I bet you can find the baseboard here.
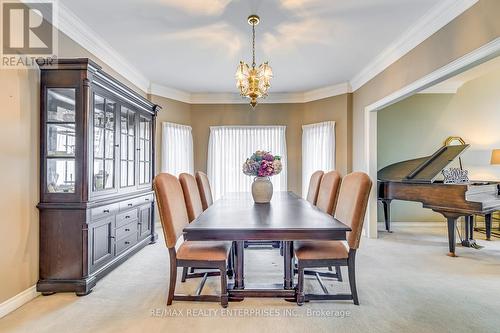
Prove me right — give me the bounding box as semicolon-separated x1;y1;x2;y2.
0;285;39;319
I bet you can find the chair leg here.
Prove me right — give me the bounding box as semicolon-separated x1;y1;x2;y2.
297;266;305;306
336;265;343;281
181;267;188;282
348;252;359;305
190;267;195;273
220;263;228;308
167;262;177;306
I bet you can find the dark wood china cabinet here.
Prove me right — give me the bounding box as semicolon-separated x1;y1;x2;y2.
37;59;161;295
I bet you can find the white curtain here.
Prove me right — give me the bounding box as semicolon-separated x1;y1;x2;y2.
208;126;287;200
302;121;336;198
161;122;194;176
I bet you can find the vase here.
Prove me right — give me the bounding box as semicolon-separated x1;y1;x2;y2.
252;177;273;203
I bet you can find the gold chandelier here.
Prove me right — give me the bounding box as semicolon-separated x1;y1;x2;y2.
235;15;273;108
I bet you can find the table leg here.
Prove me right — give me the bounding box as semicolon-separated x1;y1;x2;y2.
283;241;294;289
234;241;245;289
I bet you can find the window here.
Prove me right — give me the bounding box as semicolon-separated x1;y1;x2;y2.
302;121;335;198
161;122;194;176
208;126;287;200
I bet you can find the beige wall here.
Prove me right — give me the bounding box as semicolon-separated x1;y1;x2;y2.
378;66;500;222
352;0;500;174
189;94;351;196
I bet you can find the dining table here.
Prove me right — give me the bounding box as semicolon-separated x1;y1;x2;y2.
183;191;351;300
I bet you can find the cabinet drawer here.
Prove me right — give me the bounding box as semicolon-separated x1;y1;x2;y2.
116;221;138;240
116;209;138;228
119;194;153;212
91;203;119;221
115;234;137;255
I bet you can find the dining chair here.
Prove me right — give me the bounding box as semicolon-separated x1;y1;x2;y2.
179;173;204;222
316;171;342;215
295;172;372;305
179;172;234;281
314;170;342;278
306;170;324;205
154;173;230;308
195;171;213;211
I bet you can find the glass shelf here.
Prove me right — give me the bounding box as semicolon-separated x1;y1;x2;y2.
46;88;76;193
47;88;76;122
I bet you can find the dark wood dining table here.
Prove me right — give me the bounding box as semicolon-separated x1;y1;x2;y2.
183;191;351;300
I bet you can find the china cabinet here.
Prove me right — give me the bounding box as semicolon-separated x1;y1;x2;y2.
37;59;161;295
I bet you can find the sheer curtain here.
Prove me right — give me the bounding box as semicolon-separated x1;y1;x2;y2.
302;121;336;198
161;122;194;176
208;126;287;200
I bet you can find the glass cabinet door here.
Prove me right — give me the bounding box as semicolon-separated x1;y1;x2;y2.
120;107;136;188
138;116;152;185
46;88;76;193
93;94;116;192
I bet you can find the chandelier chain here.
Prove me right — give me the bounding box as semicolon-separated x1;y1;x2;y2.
252;22;256;68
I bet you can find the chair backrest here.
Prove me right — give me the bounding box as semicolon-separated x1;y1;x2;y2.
334;172;372;250
316;171;342;215
306;170;324;205
179;173;204;222
153;173;190;249
195;171;213;210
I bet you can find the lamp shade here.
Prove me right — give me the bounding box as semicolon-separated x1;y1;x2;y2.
491;149;500;165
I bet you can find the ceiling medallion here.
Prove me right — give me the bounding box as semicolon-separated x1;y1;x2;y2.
235;15;273;109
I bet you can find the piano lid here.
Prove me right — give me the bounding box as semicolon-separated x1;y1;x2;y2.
378;144;470;183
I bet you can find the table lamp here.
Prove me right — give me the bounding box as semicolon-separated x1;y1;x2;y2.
491;149;500;165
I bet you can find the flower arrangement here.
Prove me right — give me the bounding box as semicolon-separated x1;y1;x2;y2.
242;150;283;178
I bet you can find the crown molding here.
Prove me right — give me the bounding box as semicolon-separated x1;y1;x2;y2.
419;81;463;94
55;3;150;93
350;0;478;91
149;82;352;104
365;37;500;113
303;82;352;102
148;83;192;104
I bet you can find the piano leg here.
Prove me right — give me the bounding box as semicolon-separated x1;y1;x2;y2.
446;217;458;257
381;199;392;233
462;215;479;249
485;214;492;241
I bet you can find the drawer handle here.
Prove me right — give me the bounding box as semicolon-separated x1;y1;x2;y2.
125;228;130;231
125;215;130;219
103;209;110;213
145;198;150;201
109;236;115;239
127;203;133;207
125;241;130;245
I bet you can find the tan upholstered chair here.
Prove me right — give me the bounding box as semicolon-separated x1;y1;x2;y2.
179;173;204;222
179;173;233;282
154;173;230;307
295;172;372;305
195;171;213;211
306;170;324;205
316;171;342;215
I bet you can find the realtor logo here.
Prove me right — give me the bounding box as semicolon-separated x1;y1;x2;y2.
1;1;57;68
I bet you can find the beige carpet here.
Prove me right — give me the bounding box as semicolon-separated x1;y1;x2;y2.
1;225;500;333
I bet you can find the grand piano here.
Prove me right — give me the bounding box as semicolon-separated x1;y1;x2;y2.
378;141;500;256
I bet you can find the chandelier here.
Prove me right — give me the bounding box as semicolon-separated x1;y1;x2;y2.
235;15;273;108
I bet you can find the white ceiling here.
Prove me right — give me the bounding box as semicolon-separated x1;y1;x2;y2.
58;0;473;97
